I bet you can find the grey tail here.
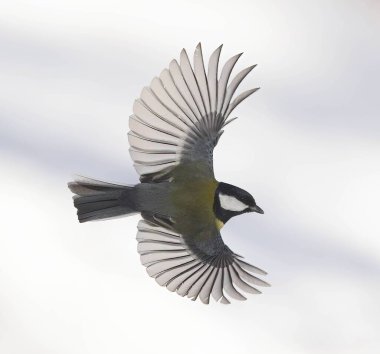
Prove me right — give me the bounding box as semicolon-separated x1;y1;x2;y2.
68;176;137;223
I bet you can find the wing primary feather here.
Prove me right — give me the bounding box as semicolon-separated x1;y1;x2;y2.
128;130;179;148
138;239;185;247
165;261;204;292
207;44;223;117
193;43;213;134
230;264;261;294
129;115;181;144
186;255;220;301
186;262;214;301
198;266;218;304
139;89;188;133
235;258;268;275
145;254;192;267
138;248;186;255
176;255;213;297
159;69;201;128
225;87;260;118
149;79;204;139
176;264;208;297
152;257;198;277
169;60;203;123
194;43;211;117
137;241;184;254
158;261;206;287
140;252;189;265
150;77;192;122
132;106;183;139
224;265;246;301
211;255;224;302
180;48;207;119
222;116;238;128
234;261;270;287
137;228;181;241
147;257;196;278
221;64;257;118
219;256;231;304
134;162;176;177
216;52;242;125
129;149;177;166
197;255;224;304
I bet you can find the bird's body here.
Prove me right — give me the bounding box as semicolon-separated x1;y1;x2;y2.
168;163;219;239
69;44;269;304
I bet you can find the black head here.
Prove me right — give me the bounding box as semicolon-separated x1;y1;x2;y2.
213;182;264;225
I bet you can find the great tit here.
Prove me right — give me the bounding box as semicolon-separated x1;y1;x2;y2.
69;44;269;304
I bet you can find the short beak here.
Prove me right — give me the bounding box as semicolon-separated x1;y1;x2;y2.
250;205;264;214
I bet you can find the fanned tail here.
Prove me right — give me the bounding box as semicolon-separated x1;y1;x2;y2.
68;177;137;223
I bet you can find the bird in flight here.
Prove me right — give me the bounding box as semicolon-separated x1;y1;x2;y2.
68;43;269;304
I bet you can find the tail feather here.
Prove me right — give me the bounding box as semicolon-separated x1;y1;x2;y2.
68;176;137;223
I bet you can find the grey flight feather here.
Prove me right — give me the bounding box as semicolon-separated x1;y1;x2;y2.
136;220;269;304
128;43;259;182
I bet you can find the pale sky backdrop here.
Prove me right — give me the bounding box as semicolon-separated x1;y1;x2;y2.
1;1;380;353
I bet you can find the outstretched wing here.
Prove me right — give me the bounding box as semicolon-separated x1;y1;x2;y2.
136;219;269;304
128;43;259;182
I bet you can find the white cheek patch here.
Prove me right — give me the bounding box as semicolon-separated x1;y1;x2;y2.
219;193;248;212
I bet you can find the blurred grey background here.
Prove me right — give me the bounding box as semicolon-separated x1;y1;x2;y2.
1;1;379;353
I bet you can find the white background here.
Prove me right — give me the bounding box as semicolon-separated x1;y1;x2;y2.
1;1;379;353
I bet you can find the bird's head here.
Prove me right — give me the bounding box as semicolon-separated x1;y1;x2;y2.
213;182;263;228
